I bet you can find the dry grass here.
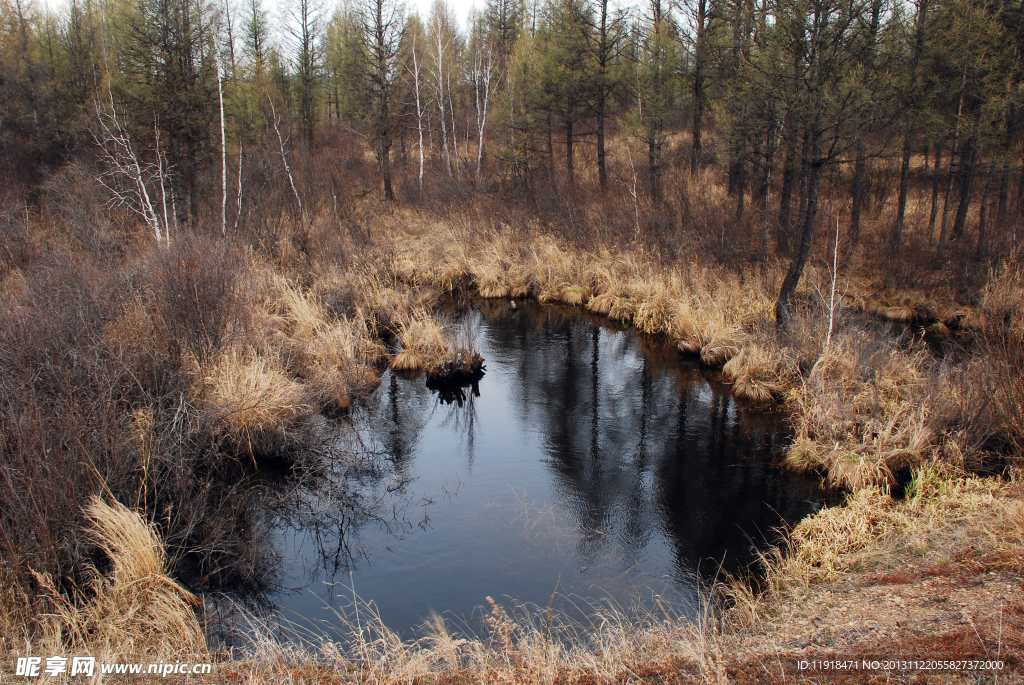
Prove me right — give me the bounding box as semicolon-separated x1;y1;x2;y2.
217;591;733;685
198;347;307;432
722;343;790;403
384;218;780;383
782;329;940;489
741;464;1024;627
392;310;451;372
29;497;206;661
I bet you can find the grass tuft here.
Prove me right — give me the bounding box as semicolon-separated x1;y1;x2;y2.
35;497;205;660
199;348;306;432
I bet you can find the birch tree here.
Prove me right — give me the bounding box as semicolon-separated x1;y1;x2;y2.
409;30;426;188
470;26;498;179
428;0;458;178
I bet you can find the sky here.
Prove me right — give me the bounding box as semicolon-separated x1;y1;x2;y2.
35;0;481;30
409;0;480;26
39;0;640;41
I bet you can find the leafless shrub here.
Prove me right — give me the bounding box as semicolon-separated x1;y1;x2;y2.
151;233;244;365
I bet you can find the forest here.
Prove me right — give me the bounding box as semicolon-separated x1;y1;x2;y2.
2;0;1024;679
2;0;1022;276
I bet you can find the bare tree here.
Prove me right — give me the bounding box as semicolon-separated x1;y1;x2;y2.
471;38;498;179
218;59;227;234
428;0;457;178
410;33;426;189
283;0;326;148
360;0;406;200
268;96;304;221
93;93;172;248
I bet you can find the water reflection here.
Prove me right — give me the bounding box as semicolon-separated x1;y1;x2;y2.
263;299;826;634
477;301;813;576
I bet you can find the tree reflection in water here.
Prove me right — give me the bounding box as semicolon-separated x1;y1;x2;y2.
249;299;827;637
476;299;815;578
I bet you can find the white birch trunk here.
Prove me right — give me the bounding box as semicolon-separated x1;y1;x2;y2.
432;30;452;177
154;120;170;247
234;141;243;231
269;97;303;222
412;37;425;190
218;62;227;235
448;71;460;179
474;44;495;180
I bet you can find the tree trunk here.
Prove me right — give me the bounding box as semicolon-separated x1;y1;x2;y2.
978;163;992;256
565;107;575;188
782;138;798;250
596;105;607;189
378;137;394;201
892;129;912;249
777;144;824;326
849;138;867;246
952;140;978;241
998;157;1010;225
547;112;554;178
778;137;796;252
929;141;942;238
735;169;745;221
797;142;810;246
649;137;661;203
939;144;960;248
690;0;707;175
850;0;881;248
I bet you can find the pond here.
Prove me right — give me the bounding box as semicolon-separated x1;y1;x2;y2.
265;299;827;637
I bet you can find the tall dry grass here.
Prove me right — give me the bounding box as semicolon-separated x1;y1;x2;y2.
220;591;733;684
783;330;938;489
198;347;306;432
746;462;1024;603
28;497;206;661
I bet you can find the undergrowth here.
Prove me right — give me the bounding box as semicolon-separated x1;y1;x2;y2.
1;161;1022;679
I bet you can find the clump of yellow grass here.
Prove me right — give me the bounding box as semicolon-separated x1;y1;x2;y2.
722;344;789;403
199;348;305;432
758;463;1021;595
469;234;532;299
35;497;205;660
304;315;386;410
587;291;622;317
784;331;936;489
556;285;592;306
391;311;451;372
248;275;391;411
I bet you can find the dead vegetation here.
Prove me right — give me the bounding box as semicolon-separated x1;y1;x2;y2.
28;497;206;661
1;151;1023;679
720;464;1024;682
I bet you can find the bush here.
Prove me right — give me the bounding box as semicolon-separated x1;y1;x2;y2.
152;234;243;365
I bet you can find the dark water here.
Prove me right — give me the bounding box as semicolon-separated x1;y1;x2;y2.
269;300;826;635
